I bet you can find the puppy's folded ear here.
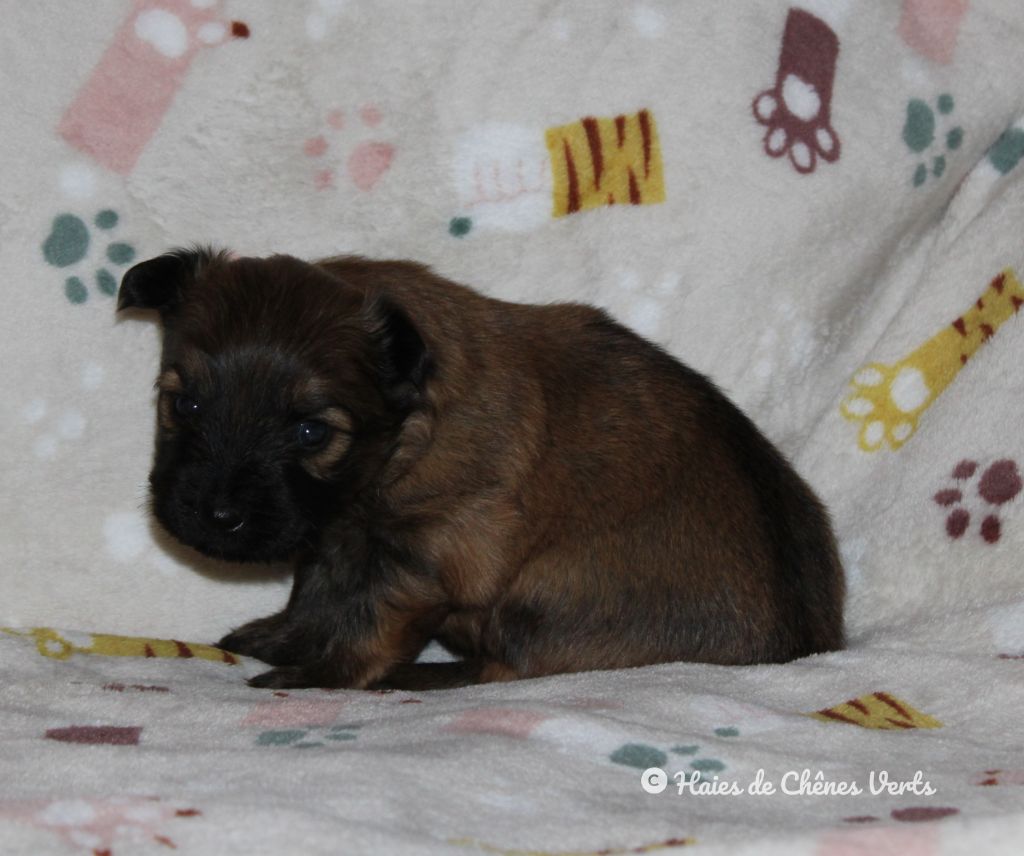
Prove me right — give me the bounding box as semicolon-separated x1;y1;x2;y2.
361;295;433;407
117;247;221;313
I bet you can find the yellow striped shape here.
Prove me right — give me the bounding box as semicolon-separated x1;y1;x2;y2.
841;269;1023;451
807;692;942;730
448;837;694;855
546;109;665;218
1;626;238;665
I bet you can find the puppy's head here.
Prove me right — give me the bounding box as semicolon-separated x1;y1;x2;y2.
119;248;430;562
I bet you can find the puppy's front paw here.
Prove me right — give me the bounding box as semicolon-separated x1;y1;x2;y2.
216;614;296;665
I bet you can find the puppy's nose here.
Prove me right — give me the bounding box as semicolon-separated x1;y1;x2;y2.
210;505;246;533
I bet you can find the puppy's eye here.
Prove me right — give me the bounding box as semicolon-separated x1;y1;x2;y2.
174;395;201;418
297;420;330;449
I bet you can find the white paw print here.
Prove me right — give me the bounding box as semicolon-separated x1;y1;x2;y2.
132;1;237;58
22;362;105;459
989;601;1024;653
450;123;552;235
631;5;666;38
838;535;867;593
748;300;819;393
840;362;932;451
306;0;348;41
615;268;680;342
103;509;185;578
58;162;98;201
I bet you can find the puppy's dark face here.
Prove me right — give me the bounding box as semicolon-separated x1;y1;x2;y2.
119;249;429;563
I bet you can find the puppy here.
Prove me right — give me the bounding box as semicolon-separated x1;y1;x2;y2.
118;248;844;689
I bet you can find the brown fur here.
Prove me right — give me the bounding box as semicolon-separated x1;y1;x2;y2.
118;248;845;689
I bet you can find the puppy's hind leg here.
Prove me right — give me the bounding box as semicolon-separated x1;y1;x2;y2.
370;660;485;691
370;659;519;690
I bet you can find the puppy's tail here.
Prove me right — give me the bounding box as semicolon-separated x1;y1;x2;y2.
713;394;846;660
763;462;846;658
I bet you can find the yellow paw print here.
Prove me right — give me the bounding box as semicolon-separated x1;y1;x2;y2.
841;362;933;451
841;270;1023;452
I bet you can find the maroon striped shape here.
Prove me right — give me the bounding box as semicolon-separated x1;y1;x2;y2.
628;168;640;204
848;698;870;715
891;806;959;823
46;726;141;745
873;692;911;721
638;109;652;177
582;117;602;189
563;139;580;213
816;709;859;725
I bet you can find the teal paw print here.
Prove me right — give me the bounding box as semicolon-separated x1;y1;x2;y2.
449;216;473;238
255;723;361;749
610;726;737;783
987;125;1024;175
903;94;963;187
41;209;136;305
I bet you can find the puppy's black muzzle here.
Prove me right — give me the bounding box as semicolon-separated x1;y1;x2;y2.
149;460;309;563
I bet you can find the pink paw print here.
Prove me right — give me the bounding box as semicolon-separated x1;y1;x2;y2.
303;104;395;193
899;0;969;65
933;458;1022;544
752;8;841;174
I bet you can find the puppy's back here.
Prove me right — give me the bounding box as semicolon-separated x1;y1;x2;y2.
500;312;844;667
317;257;844;668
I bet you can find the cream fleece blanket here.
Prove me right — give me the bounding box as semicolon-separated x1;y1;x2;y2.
2;1;1024;853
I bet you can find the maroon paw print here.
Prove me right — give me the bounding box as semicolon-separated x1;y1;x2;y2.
752;8;841;174
934;458;1022;543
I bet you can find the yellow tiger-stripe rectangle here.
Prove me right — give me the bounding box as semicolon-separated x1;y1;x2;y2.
546;109;666;218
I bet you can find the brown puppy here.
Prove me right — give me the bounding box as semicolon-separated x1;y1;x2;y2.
118;248;844;689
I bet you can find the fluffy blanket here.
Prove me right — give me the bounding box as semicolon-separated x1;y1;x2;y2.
2;1;1024;853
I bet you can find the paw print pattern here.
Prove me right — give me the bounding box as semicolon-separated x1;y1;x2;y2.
752;8;841;174
305;0;348;41
987;123;1024;175
903;93;963;186
22;361;105;459
841;270;1024;451
450;122;553;236
41;209;135;304
444;707;550;739
303;105;394;192
934;459;1022;544
0;797;200;854
256;724;361;748
898;0;969;65
449;109;665;237
609;726;736;783
59;0;249;174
